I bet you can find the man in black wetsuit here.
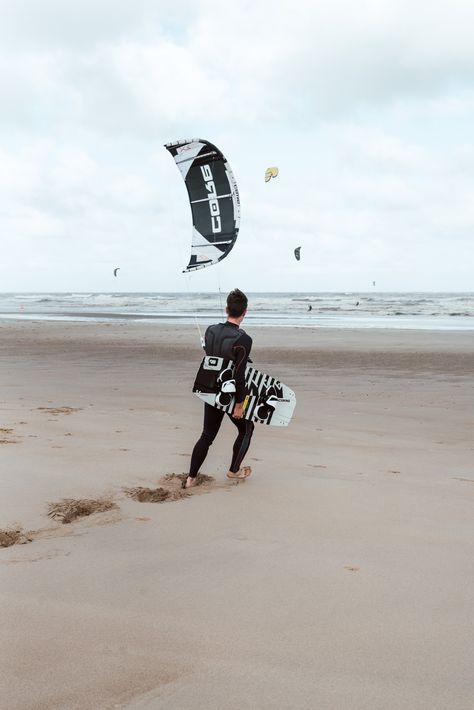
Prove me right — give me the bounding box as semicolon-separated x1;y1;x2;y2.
185;288;254;489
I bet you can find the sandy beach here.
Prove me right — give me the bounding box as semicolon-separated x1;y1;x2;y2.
1;320;473;709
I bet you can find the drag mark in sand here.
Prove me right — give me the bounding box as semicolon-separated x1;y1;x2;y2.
3;476;217;555
47;497;118;524
4;549;71;565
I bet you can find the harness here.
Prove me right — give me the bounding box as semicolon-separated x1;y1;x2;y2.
205;322;244;360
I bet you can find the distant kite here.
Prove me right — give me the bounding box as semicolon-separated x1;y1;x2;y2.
372;281;376;287
114;268;120;277
294;246;301;261
265;167;279;183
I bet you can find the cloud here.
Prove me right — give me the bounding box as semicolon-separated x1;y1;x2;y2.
0;0;473;290
0;0;195;50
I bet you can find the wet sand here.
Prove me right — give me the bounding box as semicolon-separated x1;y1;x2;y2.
1;320;473;709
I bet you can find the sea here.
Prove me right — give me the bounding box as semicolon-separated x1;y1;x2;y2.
0;292;473;331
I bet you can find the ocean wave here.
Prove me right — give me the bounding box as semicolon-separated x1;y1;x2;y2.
1;293;473;325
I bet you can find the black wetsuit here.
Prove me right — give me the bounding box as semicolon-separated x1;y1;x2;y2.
189;322;254;477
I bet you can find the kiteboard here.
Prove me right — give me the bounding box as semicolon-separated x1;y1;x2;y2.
193;356;296;427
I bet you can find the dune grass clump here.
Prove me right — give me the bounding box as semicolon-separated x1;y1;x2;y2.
0;527;32;548
47;497;117;524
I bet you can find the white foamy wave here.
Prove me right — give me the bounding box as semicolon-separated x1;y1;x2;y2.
0;292;473;330
81;294;172;308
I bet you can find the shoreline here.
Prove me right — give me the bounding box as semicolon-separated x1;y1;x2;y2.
1;312;473;331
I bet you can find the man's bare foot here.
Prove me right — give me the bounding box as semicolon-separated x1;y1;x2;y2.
226;466;252;480
185;476;198;488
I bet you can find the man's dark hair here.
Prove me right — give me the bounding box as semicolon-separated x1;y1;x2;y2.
226;288;248;318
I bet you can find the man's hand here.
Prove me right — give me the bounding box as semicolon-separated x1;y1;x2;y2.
232;402;244;419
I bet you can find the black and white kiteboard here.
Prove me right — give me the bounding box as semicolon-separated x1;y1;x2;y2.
193;356;296;427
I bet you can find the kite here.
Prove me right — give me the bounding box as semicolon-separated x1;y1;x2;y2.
294;246;301;261
165;138;240;272
265;167;279;183
114;268;120;277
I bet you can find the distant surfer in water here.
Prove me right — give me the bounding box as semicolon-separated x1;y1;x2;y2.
185;289;254;488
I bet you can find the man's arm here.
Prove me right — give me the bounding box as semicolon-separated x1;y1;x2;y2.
232;333;252;417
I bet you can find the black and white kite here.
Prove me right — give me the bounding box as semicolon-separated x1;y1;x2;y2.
114;267;120;277
165;138;240;272
294;246;302;261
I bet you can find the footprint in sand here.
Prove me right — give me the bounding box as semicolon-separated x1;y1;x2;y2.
125;487;176;502
344;566;359;573
307;464;327;469
0;528;33;548
0;428;19;445
37;407;82;416
124;474;215;504
388;470;400;475
47;497;118;525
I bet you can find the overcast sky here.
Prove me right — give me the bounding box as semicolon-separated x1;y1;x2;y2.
1;0;474;292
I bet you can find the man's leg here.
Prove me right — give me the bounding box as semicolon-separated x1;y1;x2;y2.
226;415;254;478
186;404;225;487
